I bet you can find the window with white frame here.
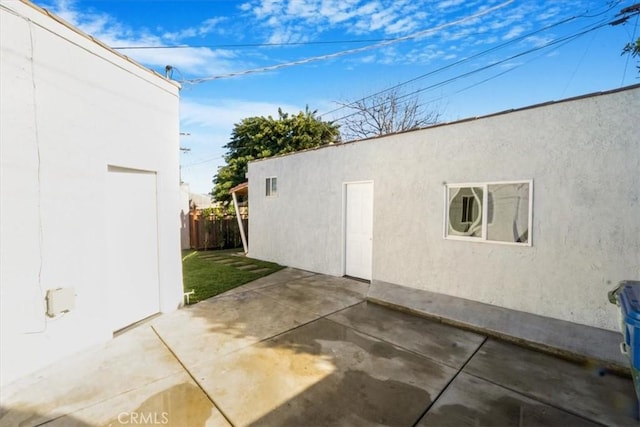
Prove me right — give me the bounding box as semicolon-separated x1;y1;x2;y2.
265;177;277;197
445;181;532;245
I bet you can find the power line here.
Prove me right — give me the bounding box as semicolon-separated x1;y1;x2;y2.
320;2;623;120
113;37;396;50
181;0;514;84
185;17;607;157
410;25;609;123
183;2;623;159
319;13;583;119
621;12;639;84
181;155;224;168
330;16;618;124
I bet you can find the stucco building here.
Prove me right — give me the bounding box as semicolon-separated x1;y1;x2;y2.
247;84;640;365
1;0;183;386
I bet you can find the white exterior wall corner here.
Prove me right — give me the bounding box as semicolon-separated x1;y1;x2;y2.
247;85;640;332
0;1;183;387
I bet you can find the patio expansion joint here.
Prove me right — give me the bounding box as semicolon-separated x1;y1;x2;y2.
320;311;476;372
251;284;364;317
230;299;369;355
149;325;235;426
410;335;489;426
457;355;617;427
224;271;320;296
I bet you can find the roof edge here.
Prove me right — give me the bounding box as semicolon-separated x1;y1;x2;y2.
229;182;249;194
249;83;640;164
419;83;640;135
17;0;181;90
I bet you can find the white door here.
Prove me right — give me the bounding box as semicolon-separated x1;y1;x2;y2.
344;182;373;280
106;167;160;331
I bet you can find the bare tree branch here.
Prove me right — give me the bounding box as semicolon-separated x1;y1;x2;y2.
336;88;441;141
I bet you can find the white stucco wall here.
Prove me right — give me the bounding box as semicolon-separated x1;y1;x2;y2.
248;85;640;332
0;1;183;386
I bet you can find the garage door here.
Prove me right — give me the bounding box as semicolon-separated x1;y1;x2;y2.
344;182;373;281
106;167;160;331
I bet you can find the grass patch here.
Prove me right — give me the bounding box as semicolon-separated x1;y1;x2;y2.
182;249;284;304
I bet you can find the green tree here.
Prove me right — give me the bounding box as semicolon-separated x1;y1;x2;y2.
617;3;640;74
622;37;640;74
212;107;340;204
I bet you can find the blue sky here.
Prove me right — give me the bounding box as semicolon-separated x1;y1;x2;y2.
34;0;639;194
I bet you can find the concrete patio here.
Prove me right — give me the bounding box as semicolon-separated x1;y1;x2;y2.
0;268;637;426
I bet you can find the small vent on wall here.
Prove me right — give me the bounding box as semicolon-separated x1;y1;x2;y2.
46;288;75;317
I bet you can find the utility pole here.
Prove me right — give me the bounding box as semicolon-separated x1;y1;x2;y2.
611;3;640;26
613;3;640;79
179;132;191;184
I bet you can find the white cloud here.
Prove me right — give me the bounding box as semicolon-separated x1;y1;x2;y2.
525;35;553;48
499;61;523;69
368;9;398;32
162;17;227;42
358;54;377;63
320;0;360;24
537;7;562;21
178;97;319;192
40;0;594;80
243;0;437;41
252;0;283;19
180;99;306;130
43;0;240;75
286;0;319;19
386;18;418;34
502;25;525;41
436;0;466;9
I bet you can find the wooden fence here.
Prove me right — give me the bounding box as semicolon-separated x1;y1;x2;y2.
189;211;248;250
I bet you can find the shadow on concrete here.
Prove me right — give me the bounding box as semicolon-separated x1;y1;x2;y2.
244;317;443;426
0;405;92;426
418;396;595;427
249;370;431;427
178;270;639;427
102;383;214;427
177;276;452;426
4;269;636;426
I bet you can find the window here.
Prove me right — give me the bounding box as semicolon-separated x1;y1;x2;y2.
445;181;532;245
265;177;277;197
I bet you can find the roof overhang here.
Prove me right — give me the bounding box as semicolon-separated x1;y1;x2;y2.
229;182;249;196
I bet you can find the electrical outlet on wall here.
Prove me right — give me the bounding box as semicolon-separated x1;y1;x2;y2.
45;288;75;317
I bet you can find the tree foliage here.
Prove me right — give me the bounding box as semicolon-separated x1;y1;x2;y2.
622;37;640;74
212;107;340;204
618;3;640;75
337;88;441;141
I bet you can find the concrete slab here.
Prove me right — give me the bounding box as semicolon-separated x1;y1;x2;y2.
464;339;638;426
328;302;486;369
236;264;259;270
45;371;230;427
417;372;600;427
0;327;184;426
150;290;323;368
193;318;458;426
221;267;316;296
369;279;628;368
251;267;273;273
198;255;223;260
2;269;636;426
254;274;369;317
213;258;237;264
